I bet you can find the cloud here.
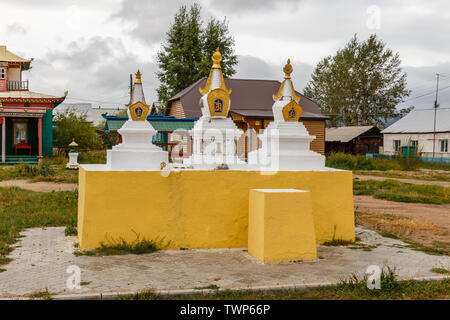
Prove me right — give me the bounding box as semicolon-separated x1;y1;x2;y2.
400;63;450;108
112;0;201;45
235;55;313;91
207;0;302;15
6;23;28;36
27;37;158;107
3;0;450;110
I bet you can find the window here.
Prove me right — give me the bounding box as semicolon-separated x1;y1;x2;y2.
393;140;401;152
440;139;448;153
410;140;418;147
13;121;28;145
0;68;5;79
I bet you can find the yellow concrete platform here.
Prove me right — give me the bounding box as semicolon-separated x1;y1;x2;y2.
78;167;354;250
248;189;317;262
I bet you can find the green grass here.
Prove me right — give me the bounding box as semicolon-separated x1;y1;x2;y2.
326;153;400;171
354;170;450;182
0;150;106;184
377;232;399;239
353;179;450;204
77;149;106;164
326;152;449;171
404;241;449;256
26;287;53;300
73;231;166;256
430;268;449;275
0;160;78;183
119;268;450;300
194;284;220;290
0;186;78;267
322;239;355;246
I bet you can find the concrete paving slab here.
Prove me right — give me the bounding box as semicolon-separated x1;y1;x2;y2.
0;226;448;298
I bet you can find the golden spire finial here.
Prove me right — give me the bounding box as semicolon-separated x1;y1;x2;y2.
283;59;293;79
272;58;301;102
212;48;222;69
135;69;142;84
199;47;231;95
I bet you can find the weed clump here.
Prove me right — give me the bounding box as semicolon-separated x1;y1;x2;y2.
74;231;167;256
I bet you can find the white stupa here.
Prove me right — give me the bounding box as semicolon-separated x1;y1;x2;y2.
248;60;325;171
184;48;245;169
107;70;168;170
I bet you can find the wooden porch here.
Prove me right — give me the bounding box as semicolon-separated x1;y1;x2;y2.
0;115;44;164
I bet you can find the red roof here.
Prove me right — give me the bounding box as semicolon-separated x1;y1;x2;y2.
167;78;327;120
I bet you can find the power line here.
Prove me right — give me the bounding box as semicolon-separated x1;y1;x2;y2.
65;94;129;105
403;84;450;103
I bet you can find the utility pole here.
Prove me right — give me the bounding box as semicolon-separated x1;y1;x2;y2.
432;73;440;157
129;74;133;95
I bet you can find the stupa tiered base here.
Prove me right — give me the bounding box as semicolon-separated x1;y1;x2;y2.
184;117;246;169
108;120;168;170
248;121;325;171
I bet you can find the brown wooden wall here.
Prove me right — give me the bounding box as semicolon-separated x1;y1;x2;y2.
169;100;186;118
302;120;325;155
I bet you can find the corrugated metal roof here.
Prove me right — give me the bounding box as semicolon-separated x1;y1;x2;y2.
54;104;126;126
381;108;450;133
326;126;375;142
105;119;196;133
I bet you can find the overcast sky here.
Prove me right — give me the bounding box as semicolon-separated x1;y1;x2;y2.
1;0;449;109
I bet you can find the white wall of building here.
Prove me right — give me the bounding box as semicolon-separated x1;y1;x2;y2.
383;132;450;157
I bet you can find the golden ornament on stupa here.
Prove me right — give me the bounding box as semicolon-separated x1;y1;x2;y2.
212;48;222;69
283;59;293;79
272;59;300;103
128;69;149;121
134;69;142;84
199;48;232;96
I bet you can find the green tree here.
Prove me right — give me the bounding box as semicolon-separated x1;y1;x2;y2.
53;109;102;152
304;34;411;127
197;17;238;79
156;3;238;105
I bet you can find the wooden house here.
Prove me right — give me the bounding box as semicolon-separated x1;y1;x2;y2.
325;126;382;155
0;46;67;164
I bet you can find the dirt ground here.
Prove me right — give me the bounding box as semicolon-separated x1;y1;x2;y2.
354;195;450;248
354;174;450;187
0;180;77;192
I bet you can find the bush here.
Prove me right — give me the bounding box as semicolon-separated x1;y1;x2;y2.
100;131;119;149
78;150;106;164
37;160;55;177
11;160;56;178
65;219;77;236
395;150;421;171
53;109;102;152
13;163;39;177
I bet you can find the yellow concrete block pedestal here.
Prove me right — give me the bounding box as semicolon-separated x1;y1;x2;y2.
78;166;355;250
248;189;317;263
